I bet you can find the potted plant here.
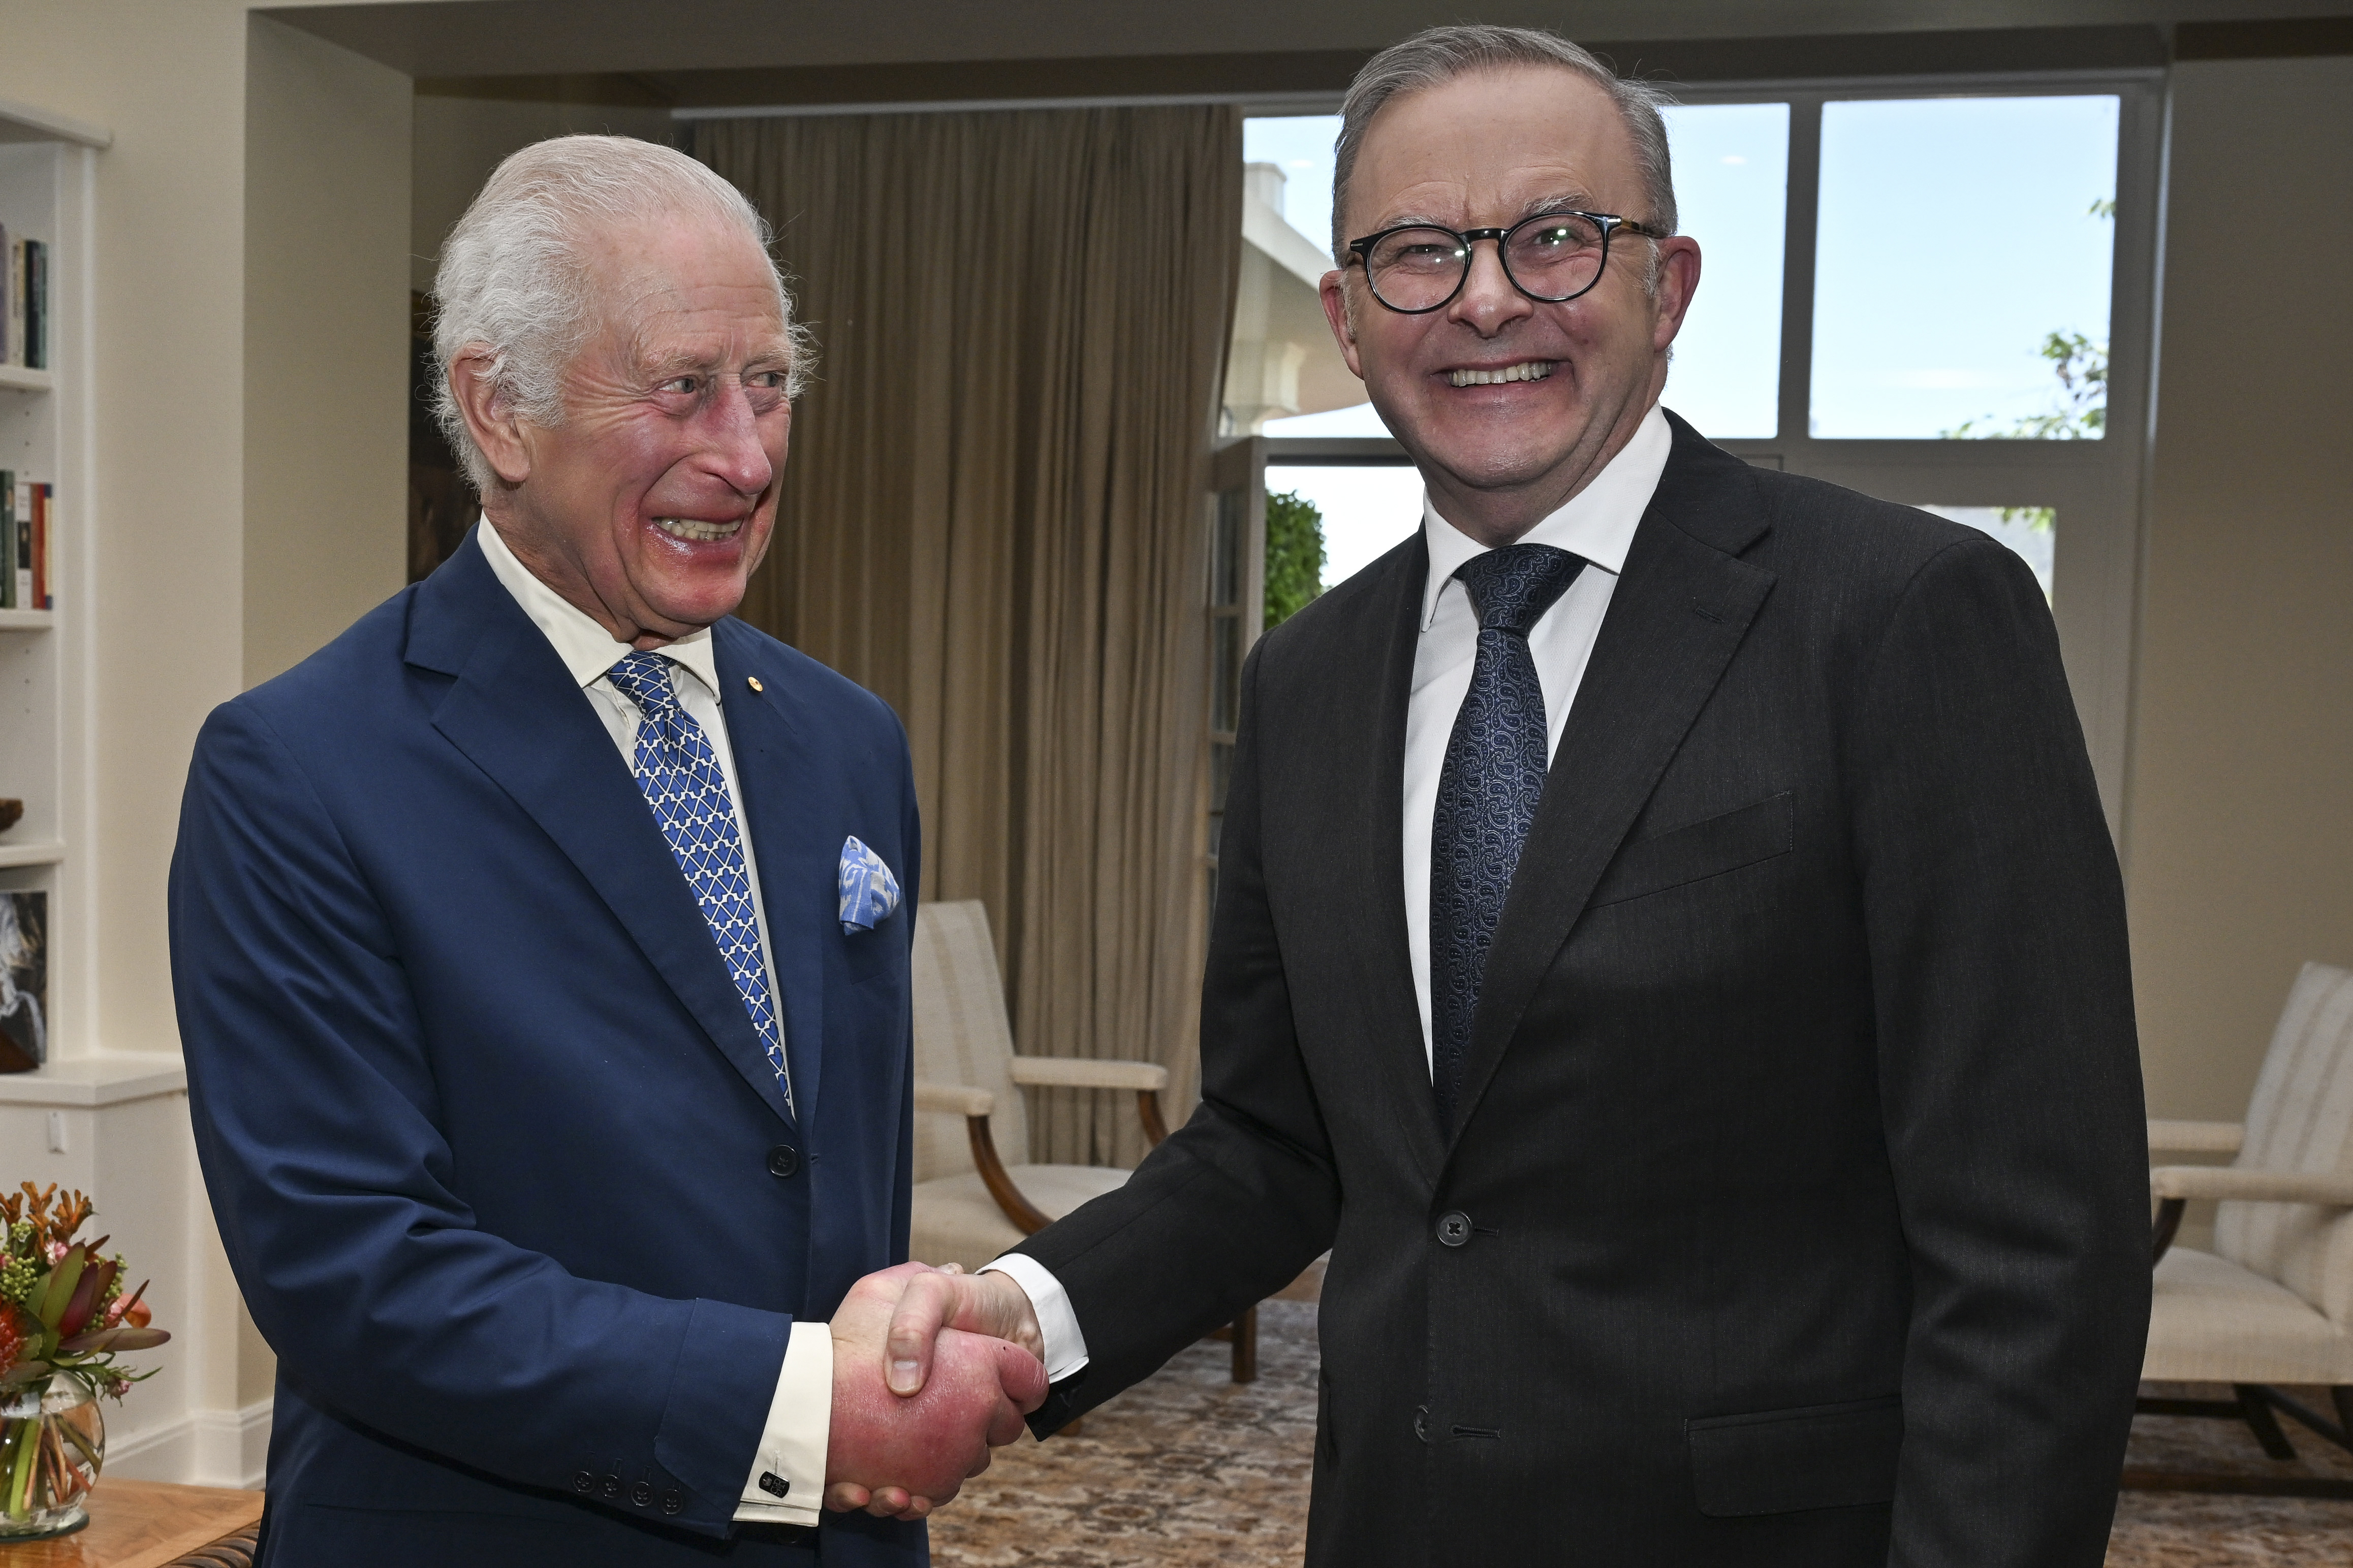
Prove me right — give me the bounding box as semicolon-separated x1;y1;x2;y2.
0;1184;169;1540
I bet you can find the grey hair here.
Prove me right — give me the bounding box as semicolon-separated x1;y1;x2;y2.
431;134;811;494
1332;26;1679;265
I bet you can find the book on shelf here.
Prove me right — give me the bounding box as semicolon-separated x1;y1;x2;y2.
29;481;49;610
3;225;15;366
23;238;45;370
1;472;52;611
1;233;41;370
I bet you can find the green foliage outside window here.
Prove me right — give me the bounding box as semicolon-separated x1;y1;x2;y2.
1264;489;1326;629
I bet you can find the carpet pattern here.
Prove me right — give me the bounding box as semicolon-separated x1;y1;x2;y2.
930;1308;2353;1566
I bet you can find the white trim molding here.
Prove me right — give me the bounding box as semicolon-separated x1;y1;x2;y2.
105;1398;271;1491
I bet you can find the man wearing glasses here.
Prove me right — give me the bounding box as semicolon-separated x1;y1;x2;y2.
865;25;2150;1566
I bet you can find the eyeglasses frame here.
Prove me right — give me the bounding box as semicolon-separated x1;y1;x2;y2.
1344;210;1666;315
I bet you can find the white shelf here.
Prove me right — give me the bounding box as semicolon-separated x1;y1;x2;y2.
0;95;109;150
0;364;50;393
0;840;64;869
0;608;54;631
0;1053;186;1108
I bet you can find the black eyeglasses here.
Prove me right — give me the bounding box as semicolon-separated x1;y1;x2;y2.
1345;210;1664;314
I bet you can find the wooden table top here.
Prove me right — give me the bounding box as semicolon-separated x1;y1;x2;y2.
0;1480;262;1568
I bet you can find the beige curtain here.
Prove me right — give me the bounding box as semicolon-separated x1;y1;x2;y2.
694;107;1239;1168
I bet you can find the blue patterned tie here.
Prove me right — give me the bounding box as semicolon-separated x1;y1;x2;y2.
607;651;790;1108
1429;545;1585;1123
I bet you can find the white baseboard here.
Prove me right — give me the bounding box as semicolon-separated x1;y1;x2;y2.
105;1399;271;1490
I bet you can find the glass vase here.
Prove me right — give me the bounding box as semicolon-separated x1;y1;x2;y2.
0;1374;105;1540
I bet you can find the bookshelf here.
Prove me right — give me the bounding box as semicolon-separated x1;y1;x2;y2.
0;97;104;1078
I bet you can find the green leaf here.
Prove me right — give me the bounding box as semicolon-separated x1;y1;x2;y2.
56;1325;168;1355
1263;489;1326;629
35;1246;86;1331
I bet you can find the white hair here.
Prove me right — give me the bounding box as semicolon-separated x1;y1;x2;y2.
430;134;812;493
1333;26;1679;272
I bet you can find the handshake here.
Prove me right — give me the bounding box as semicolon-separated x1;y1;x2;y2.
822;1261;1053;1519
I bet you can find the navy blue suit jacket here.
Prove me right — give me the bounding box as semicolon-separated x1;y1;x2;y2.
170;531;925;1566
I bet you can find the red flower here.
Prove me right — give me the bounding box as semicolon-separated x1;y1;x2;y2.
0;1299;31;1375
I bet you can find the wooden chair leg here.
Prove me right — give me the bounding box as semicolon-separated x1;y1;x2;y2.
1230;1304;1257;1384
2236;1384;2299;1460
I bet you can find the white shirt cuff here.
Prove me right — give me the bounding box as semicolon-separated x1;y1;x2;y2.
980;1253;1089;1381
735;1319;831;1528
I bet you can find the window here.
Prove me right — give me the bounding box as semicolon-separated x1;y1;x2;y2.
1810;96;2119;440
1657;102;1789;439
1237;76;2157;821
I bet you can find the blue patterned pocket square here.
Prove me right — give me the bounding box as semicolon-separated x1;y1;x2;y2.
838;836;901;934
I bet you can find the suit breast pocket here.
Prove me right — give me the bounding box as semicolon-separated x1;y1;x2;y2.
1588;791;1794;909
1686;1394;1902;1517
841;910;906;987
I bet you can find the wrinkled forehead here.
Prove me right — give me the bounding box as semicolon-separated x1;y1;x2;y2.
1353;65;1641;220
579;210;794;366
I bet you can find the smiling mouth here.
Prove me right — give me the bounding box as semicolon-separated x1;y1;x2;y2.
1449;361;1556;388
652;517;744;543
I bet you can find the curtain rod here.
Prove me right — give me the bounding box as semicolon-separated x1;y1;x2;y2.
670;61;2162;123
672;91;1346;120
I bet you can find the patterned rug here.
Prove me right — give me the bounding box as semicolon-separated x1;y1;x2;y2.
930;1306;2353;1566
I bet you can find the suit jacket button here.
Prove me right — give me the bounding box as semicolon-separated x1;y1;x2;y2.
767;1144;802;1179
1414;1405;1432;1444
1436;1211;1472;1246
632;1480;653;1508
571;1470;593;1494
600;1474;620;1499
662;1489;684;1515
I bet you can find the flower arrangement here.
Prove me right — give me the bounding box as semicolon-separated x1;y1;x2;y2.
1;1184;168;1533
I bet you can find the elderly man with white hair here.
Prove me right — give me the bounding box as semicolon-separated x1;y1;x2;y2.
169;136;1042;1567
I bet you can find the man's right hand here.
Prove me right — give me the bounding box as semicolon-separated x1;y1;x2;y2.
884;1265;1045;1395
824;1263;1047;1519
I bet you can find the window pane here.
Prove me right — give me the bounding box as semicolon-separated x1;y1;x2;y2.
1659;103;1787;440
1211;487;1246;608
1210;613;1242;733
1207;740;1233;859
1811;96;2118;440
1265;465;1425;590
1919;505;2055;600
1242;113;1341;258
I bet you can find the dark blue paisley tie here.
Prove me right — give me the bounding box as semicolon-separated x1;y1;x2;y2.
1429;543;1586;1123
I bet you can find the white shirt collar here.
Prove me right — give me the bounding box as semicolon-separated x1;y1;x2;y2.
476;517;723;699
1418;402;1673;631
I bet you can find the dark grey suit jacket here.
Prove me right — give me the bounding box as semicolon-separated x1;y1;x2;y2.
1015;413;2150;1567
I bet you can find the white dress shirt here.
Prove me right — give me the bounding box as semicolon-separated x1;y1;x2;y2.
991;402;1676;1379
479;521;830;1528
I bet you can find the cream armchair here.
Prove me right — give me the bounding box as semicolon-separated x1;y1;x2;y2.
2139;961;2353;1482
906;900;1257;1381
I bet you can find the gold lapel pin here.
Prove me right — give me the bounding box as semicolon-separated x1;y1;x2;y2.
747;676;765;693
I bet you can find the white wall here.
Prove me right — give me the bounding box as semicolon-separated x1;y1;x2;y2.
2127;54;2353;1124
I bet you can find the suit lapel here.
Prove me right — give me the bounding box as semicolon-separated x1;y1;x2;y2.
404;536;797;1129
1322;533;1449;1184
1444;428;1778;1148
711;620;831;1127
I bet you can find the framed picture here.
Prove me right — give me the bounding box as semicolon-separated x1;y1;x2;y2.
0;891;45;1072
